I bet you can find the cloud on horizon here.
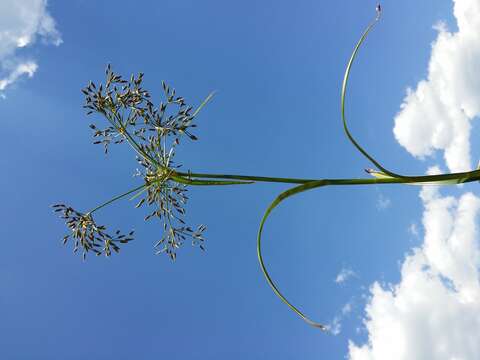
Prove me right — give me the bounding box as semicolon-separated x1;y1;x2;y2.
0;0;61;93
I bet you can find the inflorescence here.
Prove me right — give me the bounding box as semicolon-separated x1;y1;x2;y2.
52;204;134;260
54;64;208;261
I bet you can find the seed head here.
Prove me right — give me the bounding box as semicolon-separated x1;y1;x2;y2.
52;204;134;259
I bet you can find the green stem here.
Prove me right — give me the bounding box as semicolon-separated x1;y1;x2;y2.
111;110;161;167
86;183;146;215
256;170;480;330
341;13;404;178
177;169;480;186
176;171;317;184
173;175;254;186
192;91;216;118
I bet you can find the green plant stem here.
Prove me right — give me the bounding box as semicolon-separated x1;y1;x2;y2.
175;171;318;184
84;175;252;219
177;169;480;186
111;110;161;167
108;110;252;187
173;176;254;186
191;91;216;118
256;170;480;331
341;13;405;179
86;183;147;216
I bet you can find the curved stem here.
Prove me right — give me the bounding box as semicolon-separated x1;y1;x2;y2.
341;13;405;178
256;169;480;330
257;181;329;330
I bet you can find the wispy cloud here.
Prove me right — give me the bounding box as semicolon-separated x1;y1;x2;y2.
0;0;61;95
335;268;357;284
408;222;420;238
0;62;37;91
327;301;354;336
393;0;480;172
341;302;353;316
328;316;342;336
376;194;391;210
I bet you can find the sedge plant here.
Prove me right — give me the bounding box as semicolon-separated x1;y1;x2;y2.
53;6;480;332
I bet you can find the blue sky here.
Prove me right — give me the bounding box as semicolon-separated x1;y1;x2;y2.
2;1;480;359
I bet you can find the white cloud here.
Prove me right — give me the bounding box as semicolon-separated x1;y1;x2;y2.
349;1;480;357
326;301;354;336
0;0;61;94
0;62;37;91
342;302;353;316
408;223;419;237
348;187;480;359
335;268;357;284
328;315;342;336
376;194;391;210
393;0;480;172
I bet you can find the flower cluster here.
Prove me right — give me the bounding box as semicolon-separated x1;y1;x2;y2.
52;204;134;260
54;65;209;260
136;177;206;260
82;64;201;163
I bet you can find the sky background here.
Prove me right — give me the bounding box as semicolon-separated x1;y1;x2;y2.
1;1;480;359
